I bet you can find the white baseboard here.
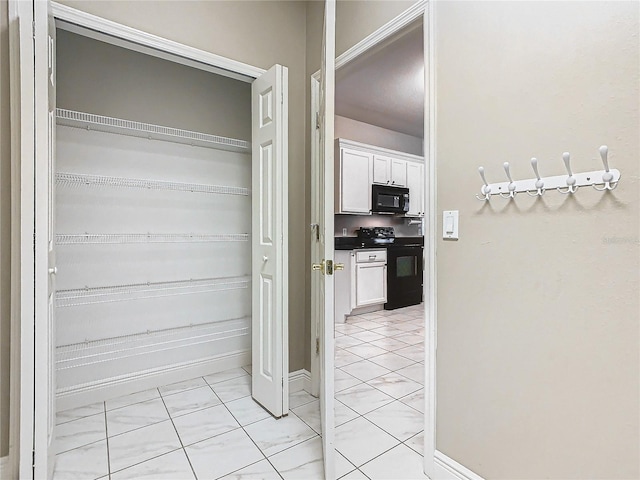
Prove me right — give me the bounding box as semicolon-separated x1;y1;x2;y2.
57;350;250;411
288;369;312;393
433;450;484;480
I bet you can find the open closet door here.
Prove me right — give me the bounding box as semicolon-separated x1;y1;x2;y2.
311;0;336;477
9;0;57;477
251;65;289;418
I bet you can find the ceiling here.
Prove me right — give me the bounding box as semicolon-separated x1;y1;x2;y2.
335;22;424;138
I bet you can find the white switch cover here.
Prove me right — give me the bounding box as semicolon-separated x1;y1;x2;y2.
443;210;459;240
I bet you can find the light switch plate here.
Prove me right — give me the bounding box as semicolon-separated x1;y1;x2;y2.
443;210;459;240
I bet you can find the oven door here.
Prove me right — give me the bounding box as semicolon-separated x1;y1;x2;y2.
385;245;423;310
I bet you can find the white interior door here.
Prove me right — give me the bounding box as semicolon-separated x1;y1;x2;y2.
251;64;289;418
311;1;336;478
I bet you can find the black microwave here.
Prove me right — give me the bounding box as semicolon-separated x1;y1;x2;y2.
371;184;410;214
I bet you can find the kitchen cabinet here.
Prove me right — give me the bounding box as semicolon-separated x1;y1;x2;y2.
352;249;387;308
336;139;423;215
372;155;407;187
336;147;372;214
406;161;424;216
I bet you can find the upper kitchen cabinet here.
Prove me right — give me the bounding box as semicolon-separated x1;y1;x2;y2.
336;139;423;215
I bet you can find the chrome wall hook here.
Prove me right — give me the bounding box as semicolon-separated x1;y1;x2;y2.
499;162;517;199
557;152;578;194
476;166;492;200
526;157;545;196
593;145;618;191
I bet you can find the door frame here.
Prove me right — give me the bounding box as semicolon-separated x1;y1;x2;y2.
310;0;437;476
8;2;292;477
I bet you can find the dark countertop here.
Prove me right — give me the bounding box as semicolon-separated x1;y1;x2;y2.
335;236;424;250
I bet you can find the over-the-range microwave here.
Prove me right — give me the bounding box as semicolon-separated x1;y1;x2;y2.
371;184;410;214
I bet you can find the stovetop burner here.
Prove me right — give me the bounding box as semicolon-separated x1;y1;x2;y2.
357;227;395;245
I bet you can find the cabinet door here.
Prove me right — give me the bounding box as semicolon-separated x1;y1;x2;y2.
372;155;390;184
406;162;423;216
340;148;372;213
355;263;387;307
390;158;407;186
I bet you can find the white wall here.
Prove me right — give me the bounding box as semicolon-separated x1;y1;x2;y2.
434;2;639;478
335;115;422;156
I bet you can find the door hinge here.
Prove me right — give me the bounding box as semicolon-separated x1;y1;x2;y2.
315;338;320;355
32;449;36;468
32;20;35;40
315;112;320;130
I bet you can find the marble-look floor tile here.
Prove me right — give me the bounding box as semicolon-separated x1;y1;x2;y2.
53;439;108;480
335;349;364;368
335;369;363;392
335;335;364;349
269;436;324;479
225;396;271;426
367;372;422;399
391;321;423;333
349;330;385;343
352;312;383;321
396;363;424;384
186;428;263;480
106;388;160;411
110;449;195;480
345;319;381;330
335;400;360;427
399;388;424;413
210;374;252;403
172;404;239;445
56;413;106;454
335;323;365;335
220;459;280;480
107;397;169;437
108;420;181;473
336;451;357;478
56;402;104;425
292;399;321;433
364;401;423;441
344;343;389;359
244;414;317;457
204;368;248;386
360;444;428;479
393;333;424;346
289;390;317;409
367;337;410;352
394;344;425;362
336;383;394;415
369;325;405;337
339;468;370;479
340;360;391;382
242;364;252;375
158;376;207;397
335;417;399;467
368;352;415;371
405;430;424;455
162;385;221;417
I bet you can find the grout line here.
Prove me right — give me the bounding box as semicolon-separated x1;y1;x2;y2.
158;385;199;480
104;401;112;480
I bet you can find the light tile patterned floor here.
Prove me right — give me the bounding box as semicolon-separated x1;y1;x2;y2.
53;365;323;480
53;304;425;480
335;304;426;480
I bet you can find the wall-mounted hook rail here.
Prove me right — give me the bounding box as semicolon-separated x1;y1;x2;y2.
475;145;621;201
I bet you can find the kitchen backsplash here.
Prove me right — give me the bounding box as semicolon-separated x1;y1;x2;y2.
335;214;422;237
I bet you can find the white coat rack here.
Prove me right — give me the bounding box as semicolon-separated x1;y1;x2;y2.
476;146;621;200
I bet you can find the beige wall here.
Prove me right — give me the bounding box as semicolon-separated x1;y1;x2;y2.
0;0;10;460
57;0;309;372
335;115;423;155
435;2;639;478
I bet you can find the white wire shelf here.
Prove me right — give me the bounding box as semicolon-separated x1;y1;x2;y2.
56;108;251;153
56;317;250;370
56;275;250;308
56;233;250;245
56;172;250;196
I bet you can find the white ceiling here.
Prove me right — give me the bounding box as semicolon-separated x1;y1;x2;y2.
335;22;424;138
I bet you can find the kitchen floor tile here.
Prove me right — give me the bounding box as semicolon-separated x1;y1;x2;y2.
367;372;422;399
335;349;364;368
339;468;370;479
360;444;428;479
56;403;104;426
367;337;410;352
349;330;385;343
161;385;221;417
405;430;424;455
244;414;317;457
204;368;249;386
394;344;425;362
53;439;108;480
292;399;321;433
336;335;365;349
185;428;263;480
289;390;317;409
340;360;391;382
106;388;160;411
56;413;106;454
172;403;239;445
335;400;360;427
268;436;324;480
224;396;271;426
399;388;424;413
335;383;394;415
368;352;415;371
110;449;195;480
210;374;252;403
335;369;363;392
335;417;399;467
219;459;281;480
106;397;169;437
158;376;207;397
108;420;181;473
364;401;423;441
396;363;424;384
344;343;389;359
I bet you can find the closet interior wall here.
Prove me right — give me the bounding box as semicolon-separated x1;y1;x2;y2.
55;30;253;410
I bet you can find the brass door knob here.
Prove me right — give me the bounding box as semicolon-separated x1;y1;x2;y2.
312;261;325;274
334;263;345;271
